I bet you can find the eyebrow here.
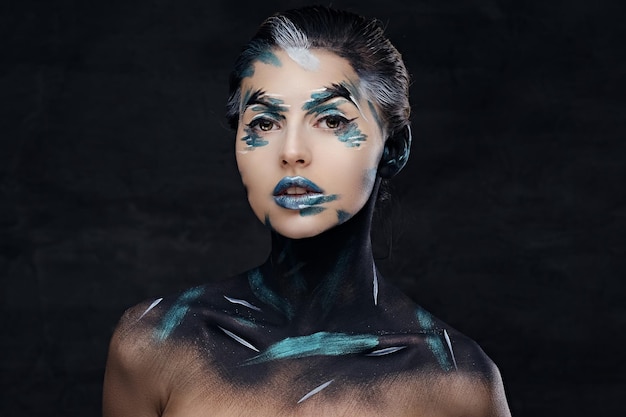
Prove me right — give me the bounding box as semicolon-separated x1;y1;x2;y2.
244;89;288;116
302;83;359;113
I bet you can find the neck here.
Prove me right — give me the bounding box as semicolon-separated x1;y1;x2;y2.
250;180;381;330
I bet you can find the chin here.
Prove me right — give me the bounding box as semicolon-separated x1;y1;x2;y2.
261;212;334;240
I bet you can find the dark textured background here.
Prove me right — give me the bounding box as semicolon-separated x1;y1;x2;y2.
1;0;624;416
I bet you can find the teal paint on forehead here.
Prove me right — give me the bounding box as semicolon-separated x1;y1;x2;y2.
248;268;294;319
240;66;255;79
415;307;454;372
245;331;380;365
257;50;282;67
240;50;282;79
154;286;204;342
335;122;367;148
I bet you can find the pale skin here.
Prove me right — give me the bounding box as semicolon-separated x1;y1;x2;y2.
103;48;511;417
236;49;385;239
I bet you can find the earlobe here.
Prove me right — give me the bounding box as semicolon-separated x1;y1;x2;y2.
377;125;412;178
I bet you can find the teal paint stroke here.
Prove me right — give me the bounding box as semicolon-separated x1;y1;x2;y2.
300;206;325;216
335;122;367;148
250;96;287;116
302;90;334;112
248;268;294;319
415;306;454;371
237;42;282;79
241;125;268;148
336;210;351;224
153;286;204;342
303;99;348;117
257;50;282;67
319;247;352;314
234;317;258;328
245;331;380;365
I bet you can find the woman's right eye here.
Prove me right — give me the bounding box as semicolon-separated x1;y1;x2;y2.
248;118;277;132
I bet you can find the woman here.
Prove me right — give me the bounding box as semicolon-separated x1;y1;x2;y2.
103;6;511;416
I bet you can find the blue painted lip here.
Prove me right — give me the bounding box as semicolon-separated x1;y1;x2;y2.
273;176;323;195
273;176;337;210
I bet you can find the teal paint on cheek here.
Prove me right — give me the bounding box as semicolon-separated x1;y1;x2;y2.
415;307;454;372
336;210;351;224
154;286;204;341
299;206;325;216
335;122;367;148
245;332;380;364
241;126;269;148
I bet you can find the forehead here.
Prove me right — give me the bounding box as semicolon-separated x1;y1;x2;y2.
241;48;360;99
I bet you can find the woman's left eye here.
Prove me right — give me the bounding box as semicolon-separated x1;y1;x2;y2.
317;115;350;130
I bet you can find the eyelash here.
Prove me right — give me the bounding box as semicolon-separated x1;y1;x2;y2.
315;114;353;130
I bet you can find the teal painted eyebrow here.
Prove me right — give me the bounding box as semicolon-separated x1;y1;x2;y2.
302;83;359;114
245;90;288;118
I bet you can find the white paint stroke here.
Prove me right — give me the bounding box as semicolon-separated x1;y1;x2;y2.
366;346;407;356
224;295;262;312
373;264;379;306
443;329;458;370
218;326;259;352
297;379;334;404
138;298;163;320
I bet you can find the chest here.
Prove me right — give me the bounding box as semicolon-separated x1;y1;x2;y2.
160;367;452;417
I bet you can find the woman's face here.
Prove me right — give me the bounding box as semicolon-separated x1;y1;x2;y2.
235;48;385;239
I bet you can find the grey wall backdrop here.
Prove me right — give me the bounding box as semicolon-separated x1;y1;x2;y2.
1;0;624;416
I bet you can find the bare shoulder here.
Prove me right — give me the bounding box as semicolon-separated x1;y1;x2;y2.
103;297;214;417
407;315;512;417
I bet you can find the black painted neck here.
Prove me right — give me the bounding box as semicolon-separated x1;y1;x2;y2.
259;180;381;326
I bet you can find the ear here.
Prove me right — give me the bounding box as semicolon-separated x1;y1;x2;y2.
377;125;412;178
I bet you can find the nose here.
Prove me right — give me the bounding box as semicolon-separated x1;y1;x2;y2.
280;127;311;168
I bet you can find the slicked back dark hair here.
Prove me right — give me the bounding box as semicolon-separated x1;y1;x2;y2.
225;6;410;142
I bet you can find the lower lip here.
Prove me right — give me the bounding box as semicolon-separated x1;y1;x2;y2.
273;194;336;210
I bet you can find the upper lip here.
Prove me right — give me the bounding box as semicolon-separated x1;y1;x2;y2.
273;176;323;196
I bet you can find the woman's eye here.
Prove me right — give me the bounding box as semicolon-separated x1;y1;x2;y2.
249;118;277;132
319;115;349;129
